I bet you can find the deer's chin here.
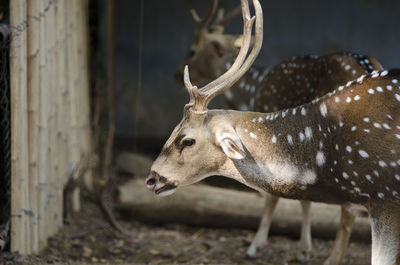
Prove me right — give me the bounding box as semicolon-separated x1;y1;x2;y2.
154;183;177;197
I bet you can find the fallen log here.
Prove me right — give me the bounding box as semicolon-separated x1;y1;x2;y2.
116;178;371;241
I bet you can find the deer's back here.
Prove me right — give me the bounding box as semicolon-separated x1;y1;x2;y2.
226;52;383;113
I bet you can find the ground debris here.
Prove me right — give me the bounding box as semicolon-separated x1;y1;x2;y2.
0;200;371;264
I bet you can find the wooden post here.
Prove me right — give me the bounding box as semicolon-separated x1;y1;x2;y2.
38;0;50;249
67;0;81;212
79;0;93;190
55;0;67;230
10;0;30;254
27;0;40;253
10;0;92;253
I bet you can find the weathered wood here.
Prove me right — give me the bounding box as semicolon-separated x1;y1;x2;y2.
27;0;40;253
67;0;81;212
10;0;29;255
38;0;50;249
78;0;93;191
47;0;57;238
117;179;371;241
10;0;92;253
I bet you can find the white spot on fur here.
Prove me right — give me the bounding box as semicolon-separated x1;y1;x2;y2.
271;135;277;144
358;150;369;158
287;135;293;145
319;103;327;117
299;132;305;142
250;132;257;139
365;175;373;183
304;127;312;140
301;169;317;185
316;151;326;167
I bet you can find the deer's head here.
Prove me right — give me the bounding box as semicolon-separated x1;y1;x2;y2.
147;0;263;196
175;0;247;84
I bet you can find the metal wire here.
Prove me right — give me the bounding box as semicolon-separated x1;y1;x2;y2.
0;24;10;251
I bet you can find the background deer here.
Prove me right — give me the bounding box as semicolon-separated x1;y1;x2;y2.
148;0;400;264
175;0;383;263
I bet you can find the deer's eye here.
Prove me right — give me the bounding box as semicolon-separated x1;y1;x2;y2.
182;139;195;147
188;50;195;57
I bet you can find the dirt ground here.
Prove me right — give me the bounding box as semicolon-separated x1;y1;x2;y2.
0;198;371;265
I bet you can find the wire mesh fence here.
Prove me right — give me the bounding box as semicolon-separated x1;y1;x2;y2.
0;0;10;251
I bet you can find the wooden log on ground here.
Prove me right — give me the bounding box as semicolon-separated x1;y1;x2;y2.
116;178;371;241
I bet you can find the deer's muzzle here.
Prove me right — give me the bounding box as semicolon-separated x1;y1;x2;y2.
146;171;177;196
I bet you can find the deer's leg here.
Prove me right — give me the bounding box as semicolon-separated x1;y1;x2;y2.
323;206;355;265
295;200;312;261
245;193;279;258
370;204;400;265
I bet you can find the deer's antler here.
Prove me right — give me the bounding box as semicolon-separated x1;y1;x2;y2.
211;0;253;33
190;0;218;41
184;0;263;113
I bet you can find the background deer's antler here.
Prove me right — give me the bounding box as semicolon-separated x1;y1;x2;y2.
184;0;263;112
190;0;218;41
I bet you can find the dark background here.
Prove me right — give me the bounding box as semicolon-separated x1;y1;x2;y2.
110;0;400;144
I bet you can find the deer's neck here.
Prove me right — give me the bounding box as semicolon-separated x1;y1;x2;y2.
215;105;346;203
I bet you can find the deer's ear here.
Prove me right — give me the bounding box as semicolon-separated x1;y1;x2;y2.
209;40;225;58
216;131;246;160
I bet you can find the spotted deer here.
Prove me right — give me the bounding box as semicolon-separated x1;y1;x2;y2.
147;0;400;264
175;0;383;263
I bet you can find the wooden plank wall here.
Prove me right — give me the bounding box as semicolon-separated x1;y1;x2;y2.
9;0;92;254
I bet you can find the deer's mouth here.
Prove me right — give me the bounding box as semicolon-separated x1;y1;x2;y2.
155;183;177;196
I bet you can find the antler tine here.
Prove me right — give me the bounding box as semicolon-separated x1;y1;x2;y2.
184;65;208;113
204;0;263;100
190;0;218;33
197;0;253;94
212;0;253;29
213;5;241;27
199;0;262;107
184;0;262;113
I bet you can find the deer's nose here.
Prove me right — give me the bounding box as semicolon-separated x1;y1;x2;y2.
146;171;159;189
146;177;155;186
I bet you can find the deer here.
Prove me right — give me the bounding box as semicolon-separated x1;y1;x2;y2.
147;0;400;264
174;0;383;263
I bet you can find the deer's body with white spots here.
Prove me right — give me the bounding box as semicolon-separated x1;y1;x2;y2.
175;0;383;263
147;1;400;263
